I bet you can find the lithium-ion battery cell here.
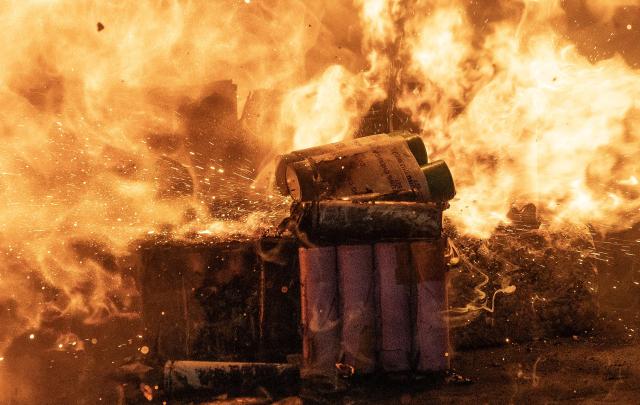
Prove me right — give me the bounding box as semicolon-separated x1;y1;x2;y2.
281;134;430;202
374;242;412;372
298;246;340;378
410;239;450;372
275;132;428;196
337;244;376;375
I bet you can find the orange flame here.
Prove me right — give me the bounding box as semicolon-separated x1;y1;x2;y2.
1;1;640;394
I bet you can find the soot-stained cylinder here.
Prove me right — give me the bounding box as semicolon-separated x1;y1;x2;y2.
275;132;428;196
420;160;456;202
281;134;431;202
298;246;341;378
164;360;299;398
293;201;442;244
411;239;450;372
337;245;376;375
374;242;412;372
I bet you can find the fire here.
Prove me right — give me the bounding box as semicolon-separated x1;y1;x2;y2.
1;0;640;400
390;0;640;237
0;0;331;379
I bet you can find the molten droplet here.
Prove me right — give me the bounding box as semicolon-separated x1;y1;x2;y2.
140;345;149;354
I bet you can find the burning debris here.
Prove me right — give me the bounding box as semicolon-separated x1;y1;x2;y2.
448;205;599;348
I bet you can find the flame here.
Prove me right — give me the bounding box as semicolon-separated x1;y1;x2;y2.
0;0;351;371
388;0;640;237
2;0;640;399
279;65;383;150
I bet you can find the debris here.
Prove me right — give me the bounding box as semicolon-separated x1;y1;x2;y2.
448;218;599;348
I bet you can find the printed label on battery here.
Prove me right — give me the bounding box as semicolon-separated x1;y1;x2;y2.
290;133;392;159
308;136;431;201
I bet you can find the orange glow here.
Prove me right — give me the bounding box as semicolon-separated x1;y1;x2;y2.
1;2;640;397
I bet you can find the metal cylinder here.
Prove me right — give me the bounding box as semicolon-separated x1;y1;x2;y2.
374;242;412;372
410;239;450;372
420;160;456;202
275;132;427;195
298;246;340;378
281;135;430;202
337;244;376;375
293;201;442;244
164;360;299;398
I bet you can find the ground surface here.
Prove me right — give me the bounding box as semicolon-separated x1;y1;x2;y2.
347;338;640;404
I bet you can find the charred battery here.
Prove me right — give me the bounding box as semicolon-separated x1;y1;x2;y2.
164;360;299;398
278;137;454;203
290;200;443;244
275;132;428;195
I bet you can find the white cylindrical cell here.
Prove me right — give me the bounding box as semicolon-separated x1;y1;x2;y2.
374;242;412;372
337;244;376;375
411;239;450;372
299;246;340;378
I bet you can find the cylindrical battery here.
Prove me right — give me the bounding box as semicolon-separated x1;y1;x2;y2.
337;244;376;375
410;239;450;372
275;132;428;195
374;242;412;372
164;360;299;398
294;200;443;244
298;246;340;378
420;160;456;202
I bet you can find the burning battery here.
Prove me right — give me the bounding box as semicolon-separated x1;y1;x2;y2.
275;132;428;196
277;132;454;203
164;360;299;398
292;200;443;243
